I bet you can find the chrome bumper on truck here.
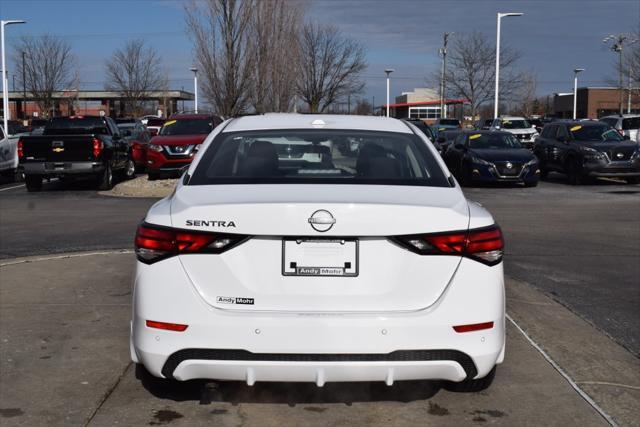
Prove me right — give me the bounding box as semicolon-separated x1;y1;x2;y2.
22;161;104;176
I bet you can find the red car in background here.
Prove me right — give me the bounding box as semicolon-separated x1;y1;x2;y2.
116;119;151;172
146;114;223;180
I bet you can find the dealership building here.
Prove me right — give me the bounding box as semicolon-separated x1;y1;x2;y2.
382;88;467;122
553;87;639;119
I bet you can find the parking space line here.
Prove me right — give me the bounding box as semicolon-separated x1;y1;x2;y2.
506;313;617;427
0;249;133;267
0;184;25;192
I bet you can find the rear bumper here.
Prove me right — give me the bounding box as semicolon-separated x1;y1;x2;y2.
21;161;104;176
131;257;505;385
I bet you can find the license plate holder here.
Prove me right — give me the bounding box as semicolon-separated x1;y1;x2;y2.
282;238;358;277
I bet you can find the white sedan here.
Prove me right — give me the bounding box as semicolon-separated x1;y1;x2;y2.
131;114;505;391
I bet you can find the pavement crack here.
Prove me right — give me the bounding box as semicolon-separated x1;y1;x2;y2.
84;361;133;426
575;381;640;391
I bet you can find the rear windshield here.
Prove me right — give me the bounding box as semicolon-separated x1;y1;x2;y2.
438;119;459;126
146;118;166;126
500;119;531;129
159;119;213;136
569;125;623;142
189;130;449;187
44;117;109;135
468;133;522;149
622;117;640;130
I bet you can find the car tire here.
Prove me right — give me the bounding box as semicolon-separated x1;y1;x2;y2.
625;177;640;185
124;159;136;180
460;164;473;187
566;159;584;185
442;366;496;393
97;165;114;191
539;165;548;180
524;180;539;187
25;175;43;192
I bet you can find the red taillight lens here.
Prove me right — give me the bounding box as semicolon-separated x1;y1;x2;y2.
453;321;494;333
17;139;24;159
146;320;188;332
393;225;504;266
93;138;103;158
134;222;247;264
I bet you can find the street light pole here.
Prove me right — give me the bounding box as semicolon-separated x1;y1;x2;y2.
189;67;198;113
494;12;523;119
439;32;453;119
603;34;638;116
573;68;584;120
1;19;26;136
22;51;26;120
384;68;394;118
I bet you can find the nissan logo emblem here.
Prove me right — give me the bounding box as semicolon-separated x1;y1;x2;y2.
308;210;336;232
506;162;513;169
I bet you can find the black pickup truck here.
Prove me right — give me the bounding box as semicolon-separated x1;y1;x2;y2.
18;116;136;191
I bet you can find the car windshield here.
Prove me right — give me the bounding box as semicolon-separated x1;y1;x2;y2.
468;133;522;149
570;125;624;142
159;119;213;135
500;119;531;129
622;117;640;130
147;118;166;127
190;130;449;187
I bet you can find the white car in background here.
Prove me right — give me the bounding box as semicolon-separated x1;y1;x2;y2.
131;114;505;391
490;116;539;149
0;125;22;182
599;114;639;143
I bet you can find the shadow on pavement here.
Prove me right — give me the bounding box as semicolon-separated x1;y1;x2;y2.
136;364;441;405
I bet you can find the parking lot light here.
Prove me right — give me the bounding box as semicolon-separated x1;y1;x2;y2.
384;68;394;118
1;19;27;136
573;68;585;120
494;12;523;119
189;67;198;114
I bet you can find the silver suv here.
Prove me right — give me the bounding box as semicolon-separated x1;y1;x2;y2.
599;115;639;143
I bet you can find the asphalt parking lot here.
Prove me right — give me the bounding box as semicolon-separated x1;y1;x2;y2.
0;176;639;426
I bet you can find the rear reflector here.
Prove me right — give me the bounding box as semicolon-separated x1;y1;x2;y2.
92;138;103;158
453;321;494;333
17;139;24;159
135;222;248;264
146;320;188;332
393;225;504;266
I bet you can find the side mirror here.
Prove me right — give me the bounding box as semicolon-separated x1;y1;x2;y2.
623;134;631;141
557;135;567;143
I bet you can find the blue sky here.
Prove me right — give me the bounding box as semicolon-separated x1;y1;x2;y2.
1;0;639;109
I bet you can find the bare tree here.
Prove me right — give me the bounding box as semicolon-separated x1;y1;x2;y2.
296;23;367;113
185;0;254;117
511;72;537;117
105;39;166;117
354;98;373;115
432;31;522;119
249;0;304;113
13;35;75;118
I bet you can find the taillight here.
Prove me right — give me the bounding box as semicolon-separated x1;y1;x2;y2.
17;139;24;159
146;320;188;332
92;138;103;158
134;222;248;264
392;225;504;266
